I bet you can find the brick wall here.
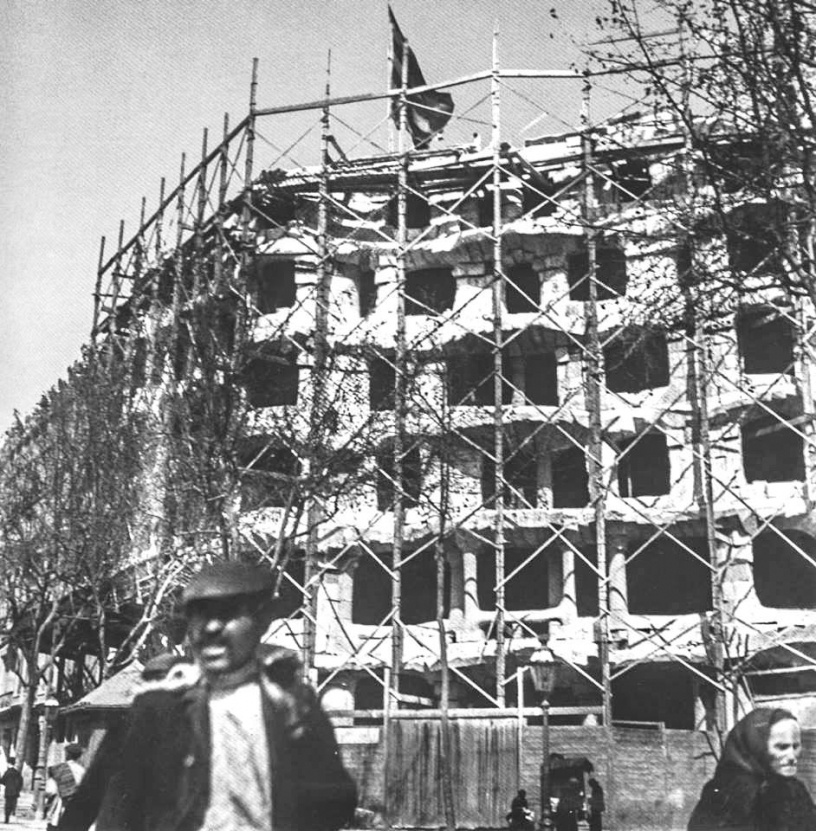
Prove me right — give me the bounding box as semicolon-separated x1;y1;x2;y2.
339;724;816;831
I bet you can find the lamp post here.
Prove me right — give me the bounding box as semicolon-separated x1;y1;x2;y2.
34;696;59;818
529;661;558;830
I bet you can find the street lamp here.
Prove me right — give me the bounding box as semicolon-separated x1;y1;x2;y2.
34;696;59;817
528;659;558;830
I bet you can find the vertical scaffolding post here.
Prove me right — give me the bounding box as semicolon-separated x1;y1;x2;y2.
236;59;259;380
303;55;333;683
676;19;727;732
107;220;126;369
490;30;506;708
194;128;209;297
695;315;726;734
92;235;106;343
148;177;166;380
581;79;614;810
214;114;230;291
155;177;166;266
169;154;187;380
385;34;410;821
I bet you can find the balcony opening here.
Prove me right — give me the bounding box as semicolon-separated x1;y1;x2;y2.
376;445;422;512
256;259;296;314
523;351;558;406
386;190;431;229
353;548;450;626
604;329;669;393
737;307;795;375
447;351;505;406
481;448;539;509
727;203;787;276
358;270;377;317
575;546;599;617
627;536;712;614
551;445;589;508
610;158;652;202
477;545;552;611
369;355;395;411
352;553;393;625
505;264;540;313
243;351;299;407
612;664;695;729
566;244;627;301
405;268;456;315
238;441;300;510
753;529;816;609
741;411;805;482
617;433;671;497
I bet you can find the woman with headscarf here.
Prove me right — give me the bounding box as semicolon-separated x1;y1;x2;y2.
687;707;816;831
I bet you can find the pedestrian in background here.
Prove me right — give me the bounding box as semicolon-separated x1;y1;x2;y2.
62;560;357;831
1;760;23;823
45;743;85;831
687;707;816;831
587;777;604;831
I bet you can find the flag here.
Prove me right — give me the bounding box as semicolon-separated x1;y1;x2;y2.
389;7;454;149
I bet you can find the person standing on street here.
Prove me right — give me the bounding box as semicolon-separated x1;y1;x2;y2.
45;743;85;831
1;760;23;823
587;777;605;831
62;560;357;831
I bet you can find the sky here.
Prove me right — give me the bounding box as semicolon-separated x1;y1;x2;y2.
0;0;642;434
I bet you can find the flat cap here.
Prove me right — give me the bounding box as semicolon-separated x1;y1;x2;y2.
183;561;275;606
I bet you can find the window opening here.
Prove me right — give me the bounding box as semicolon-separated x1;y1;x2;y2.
566;245;627;301
523;351;558;406
238;442;300;510
481;448;539;509
243;352;299;407
604;329;669;393
353;550;449;626
617;433;671;497
737;308;795;375
627;536;712;614
742;412;805;482
405;268;456;315
477;545;551;611
359;270;377;317
386;190;431;229
551;445;589;508
752;530;816;609
256;259;297;313
352;554;393;625
505;263;540;313
369;356;396;411
610;158;652;202
376;445;422;511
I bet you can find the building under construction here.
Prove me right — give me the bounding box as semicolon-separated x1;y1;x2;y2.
6;44;816;831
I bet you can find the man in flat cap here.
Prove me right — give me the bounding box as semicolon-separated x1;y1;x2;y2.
62;561;356;831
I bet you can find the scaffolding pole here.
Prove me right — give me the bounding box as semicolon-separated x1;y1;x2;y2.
303;56;333;683
490;31;507;708
384;33;410;823
581;79;615;815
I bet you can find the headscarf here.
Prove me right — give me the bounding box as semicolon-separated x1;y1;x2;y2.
716;707;797;779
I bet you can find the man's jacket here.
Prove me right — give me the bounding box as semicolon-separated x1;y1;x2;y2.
62;646;357;831
1;768;23;798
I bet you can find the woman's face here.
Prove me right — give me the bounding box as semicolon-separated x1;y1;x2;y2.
766;718;801;777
